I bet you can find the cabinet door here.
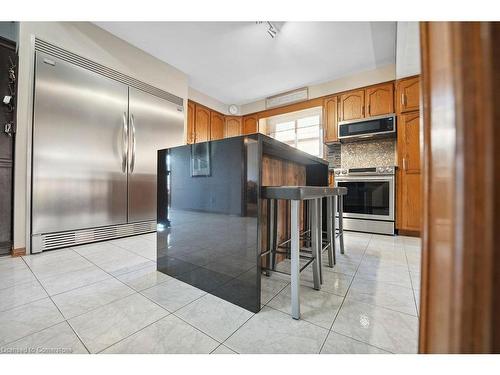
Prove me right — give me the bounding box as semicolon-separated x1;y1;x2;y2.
397;76;420;113
398;111;421;232
225;116;242;138
187;101;195;144
402;112;421;172
194;104;210;142
210;111;225;140
366;83;394;117
242;115;258;134
323;96;338;143
339;90;365;121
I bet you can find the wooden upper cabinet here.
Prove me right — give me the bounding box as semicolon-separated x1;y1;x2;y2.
210;111;224;141
242;115;258;135
365;82;394;117
323;95;339;143
397;76;420;113
225;116;242;138
187;101;195;144
194;104;210;142
339;90;365;121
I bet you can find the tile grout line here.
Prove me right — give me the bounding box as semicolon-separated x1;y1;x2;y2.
16;256;91;354
95;311;171;354
28;242;166;353
329;330;394;354
170;294;252;350
402;239;420;317
2;236;159;352
54;244;198;353
216;310;258;354
71;240;238;352
318;234;372;354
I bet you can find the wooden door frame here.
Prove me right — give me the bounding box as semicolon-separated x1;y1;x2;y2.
419;22;500;353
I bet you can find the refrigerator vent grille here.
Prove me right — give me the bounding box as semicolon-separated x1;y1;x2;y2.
33;221;156;252
34;38;184;107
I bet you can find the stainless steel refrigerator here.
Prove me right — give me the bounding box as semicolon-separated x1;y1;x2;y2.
31;49;184;253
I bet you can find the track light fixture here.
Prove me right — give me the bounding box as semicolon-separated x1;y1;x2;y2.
256;21;279;39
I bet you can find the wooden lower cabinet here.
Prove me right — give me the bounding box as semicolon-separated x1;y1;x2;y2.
397;111;421;234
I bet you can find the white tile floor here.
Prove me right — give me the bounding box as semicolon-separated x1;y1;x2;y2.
0;231;421;354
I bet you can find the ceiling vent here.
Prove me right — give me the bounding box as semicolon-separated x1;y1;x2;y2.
265;87;309;109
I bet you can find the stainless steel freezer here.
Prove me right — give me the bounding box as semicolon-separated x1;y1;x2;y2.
31;48;184;253
128;88;184;223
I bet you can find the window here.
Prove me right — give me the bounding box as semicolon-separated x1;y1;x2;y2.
265;107;323;157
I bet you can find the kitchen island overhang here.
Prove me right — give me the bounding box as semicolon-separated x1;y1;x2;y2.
157;133;328;312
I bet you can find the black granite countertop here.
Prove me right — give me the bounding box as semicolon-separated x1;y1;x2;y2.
258;133;328;166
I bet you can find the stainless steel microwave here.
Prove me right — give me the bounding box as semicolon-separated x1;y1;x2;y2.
338;114;396;142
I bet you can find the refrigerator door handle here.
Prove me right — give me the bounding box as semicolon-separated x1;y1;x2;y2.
130;114;136;173
122;112;128;173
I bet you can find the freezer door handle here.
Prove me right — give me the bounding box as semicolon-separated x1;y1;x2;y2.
130;114;136;173
122;112;128;173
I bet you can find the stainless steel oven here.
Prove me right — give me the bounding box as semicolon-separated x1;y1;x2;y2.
334;166;395;235
338;114;396;142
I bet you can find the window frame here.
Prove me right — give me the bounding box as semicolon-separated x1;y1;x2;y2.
265;106;324;157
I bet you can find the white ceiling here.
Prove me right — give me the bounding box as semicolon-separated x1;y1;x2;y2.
95;22;396;105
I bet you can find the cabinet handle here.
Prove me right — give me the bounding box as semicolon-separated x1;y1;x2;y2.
403;158;407;171
401;93;405;107
368;104;371;115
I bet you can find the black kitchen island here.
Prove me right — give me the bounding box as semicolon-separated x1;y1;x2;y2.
156;133;328;312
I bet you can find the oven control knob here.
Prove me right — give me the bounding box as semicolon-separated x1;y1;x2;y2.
341;169;347;175
377;167;384;173
385;167;392;173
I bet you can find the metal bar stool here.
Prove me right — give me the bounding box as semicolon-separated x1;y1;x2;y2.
261;186;347;320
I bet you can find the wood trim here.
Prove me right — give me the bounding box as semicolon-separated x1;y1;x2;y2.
243;79;397;119
398;229;420;237
254;97;324;120
11;247;26;257
419;22;500;353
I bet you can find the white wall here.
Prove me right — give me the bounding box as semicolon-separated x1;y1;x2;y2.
240;64;396;115
14;22;190;250
0;22;18;43
396;22;421;79
188;87;234;115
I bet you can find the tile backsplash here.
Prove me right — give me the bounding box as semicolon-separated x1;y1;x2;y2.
327;138;397;169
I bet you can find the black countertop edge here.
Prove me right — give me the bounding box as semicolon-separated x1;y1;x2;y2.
259;133;328;166
158;133;328;167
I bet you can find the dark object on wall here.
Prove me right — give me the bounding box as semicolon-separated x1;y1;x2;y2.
190;142;211;177
0;36;16;256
